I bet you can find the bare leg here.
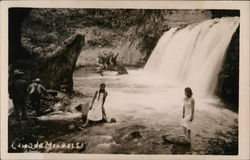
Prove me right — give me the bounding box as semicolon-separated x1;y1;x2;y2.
187;129;191;141
97;67;104;76
182;127;187;137
99;71;104;77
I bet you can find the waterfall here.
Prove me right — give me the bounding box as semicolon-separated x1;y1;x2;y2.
144;17;239;96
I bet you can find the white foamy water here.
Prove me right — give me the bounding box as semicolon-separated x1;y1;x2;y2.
73;69;237;126
144;17;239;96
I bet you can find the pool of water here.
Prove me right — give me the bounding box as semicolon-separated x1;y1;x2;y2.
72;68;238;154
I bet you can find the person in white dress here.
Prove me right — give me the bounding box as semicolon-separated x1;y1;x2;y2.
180;87;195;141
81;83;108;128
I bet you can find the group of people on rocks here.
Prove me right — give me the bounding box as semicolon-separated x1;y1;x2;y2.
9;69;47;120
8;69;110;129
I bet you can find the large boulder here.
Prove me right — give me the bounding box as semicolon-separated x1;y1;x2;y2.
20;34;85;91
12;9;85;91
34;34;85;91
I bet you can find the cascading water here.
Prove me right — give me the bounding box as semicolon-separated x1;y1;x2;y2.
144;17;240;96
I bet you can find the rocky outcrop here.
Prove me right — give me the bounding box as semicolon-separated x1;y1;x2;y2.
211;10;240;18
10;33;85;92
10;9;85;92
209;10;239;110
35;34;84;90
29;34;85;91
216;26;239;111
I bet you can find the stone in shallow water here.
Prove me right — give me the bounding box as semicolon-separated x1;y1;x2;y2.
162;134;190;146
110;118;117;123
68;124;75;130
129;131;142;139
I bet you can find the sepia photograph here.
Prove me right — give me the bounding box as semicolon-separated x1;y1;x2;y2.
1;1;249;160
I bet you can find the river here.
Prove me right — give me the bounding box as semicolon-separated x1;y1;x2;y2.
71;68;238;154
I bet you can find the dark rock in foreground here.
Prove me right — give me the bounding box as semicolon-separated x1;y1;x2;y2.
129;131;142;139
162;134;190;146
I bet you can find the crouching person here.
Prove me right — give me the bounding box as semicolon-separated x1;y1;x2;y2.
81;83;108;128
29;78;47;116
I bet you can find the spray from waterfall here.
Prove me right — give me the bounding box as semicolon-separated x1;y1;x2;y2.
144;17;239;96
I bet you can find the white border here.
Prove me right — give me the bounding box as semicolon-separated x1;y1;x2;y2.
1;1;249;160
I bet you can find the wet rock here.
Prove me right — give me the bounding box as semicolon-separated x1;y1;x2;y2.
54;102;62;109
195;133;202;137
55;92;69;102
110;118;117;123
171;143;191;154
68;124;75;130
129;131;142;139
81;102;90;122
162;134;190;146
75;104;83;112
47;89;58;96
115;65;128;75
42;108;55;115
85;135;119;153
38;135;45;139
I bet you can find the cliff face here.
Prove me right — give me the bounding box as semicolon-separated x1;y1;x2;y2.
210;10;240;111
216;27;239;111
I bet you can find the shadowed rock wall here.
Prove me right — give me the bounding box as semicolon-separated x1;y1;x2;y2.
35;34;85;90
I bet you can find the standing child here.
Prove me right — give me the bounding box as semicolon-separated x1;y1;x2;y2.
181;87;195;142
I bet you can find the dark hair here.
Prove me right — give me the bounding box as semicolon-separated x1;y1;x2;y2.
185;87;193;97
100;83;105;87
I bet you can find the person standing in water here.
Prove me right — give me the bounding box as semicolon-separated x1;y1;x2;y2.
181;87;195;142
81;83;108;128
